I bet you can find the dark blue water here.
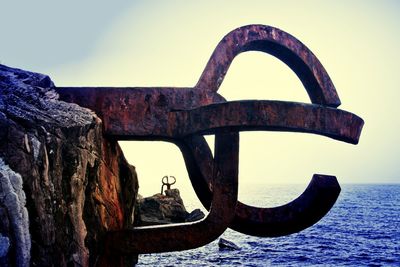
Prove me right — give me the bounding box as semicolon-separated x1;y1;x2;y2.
137;184;400;266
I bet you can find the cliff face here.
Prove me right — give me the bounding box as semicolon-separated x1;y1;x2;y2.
0;65;139;267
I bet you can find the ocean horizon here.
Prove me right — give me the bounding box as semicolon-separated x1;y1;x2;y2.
137;183;400;266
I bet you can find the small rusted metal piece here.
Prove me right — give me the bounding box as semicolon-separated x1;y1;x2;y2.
161;175;176;194
57;24;364;253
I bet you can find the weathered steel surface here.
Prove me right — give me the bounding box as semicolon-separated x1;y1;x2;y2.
171;100;362;142
57;87;225;139
57;24;364;253
196;24;341;107
57;89;362;142
231;175;340;237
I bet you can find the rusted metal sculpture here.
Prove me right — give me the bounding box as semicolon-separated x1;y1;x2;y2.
57;24;364;254
161;175;176;194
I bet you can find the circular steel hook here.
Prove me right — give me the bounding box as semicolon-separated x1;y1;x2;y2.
177;121;353;237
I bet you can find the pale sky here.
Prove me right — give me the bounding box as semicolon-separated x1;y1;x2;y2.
1;1;399;201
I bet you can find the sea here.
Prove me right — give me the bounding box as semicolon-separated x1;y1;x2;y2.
136;184;400;266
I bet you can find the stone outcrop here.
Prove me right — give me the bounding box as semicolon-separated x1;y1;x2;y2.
185;208;205;222
0;65;139;267
136;189;205;226
218;238;240;251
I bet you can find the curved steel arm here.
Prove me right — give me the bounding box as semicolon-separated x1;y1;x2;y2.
232;174;340;237
170;100;363;143
104;133;238;254
179;137;342;237
196;24;341;107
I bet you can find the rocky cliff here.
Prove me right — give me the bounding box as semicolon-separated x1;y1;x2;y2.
0;65;139;267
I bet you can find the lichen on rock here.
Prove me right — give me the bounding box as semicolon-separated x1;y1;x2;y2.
0;159;30;267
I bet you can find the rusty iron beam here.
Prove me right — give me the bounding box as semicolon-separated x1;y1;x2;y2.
57;87;225;139
171;100;362;143
58;89;362;142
